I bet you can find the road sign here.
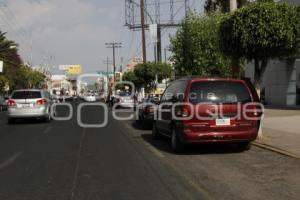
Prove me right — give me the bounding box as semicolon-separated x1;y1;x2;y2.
97;71;114;76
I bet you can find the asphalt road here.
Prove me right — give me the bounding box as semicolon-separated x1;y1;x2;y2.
0;103;299;200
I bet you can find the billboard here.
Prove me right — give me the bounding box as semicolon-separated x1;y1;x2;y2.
66;65;82;75
59;65;70;71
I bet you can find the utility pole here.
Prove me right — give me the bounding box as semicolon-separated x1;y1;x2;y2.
103;57;112;94
229;0;237;12
105;42;122;83
157;26;162;62
184;0;189;18
164;48;167;64
229;0;239;78
103;56;112;79
140;0;147;63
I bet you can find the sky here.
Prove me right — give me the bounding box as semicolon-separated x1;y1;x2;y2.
0;0;204;74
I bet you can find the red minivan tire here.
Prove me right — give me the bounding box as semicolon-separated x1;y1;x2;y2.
237;142;252;151
152;122;161;139
171;129;185;153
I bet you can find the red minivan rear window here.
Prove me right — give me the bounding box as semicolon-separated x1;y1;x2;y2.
189;81;252;104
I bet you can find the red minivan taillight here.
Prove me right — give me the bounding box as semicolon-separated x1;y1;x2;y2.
36;99;47;106
7;99;16;107
175;105;191;118
144;106;154;113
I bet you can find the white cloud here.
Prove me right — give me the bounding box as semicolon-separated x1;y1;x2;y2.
0;0;124;72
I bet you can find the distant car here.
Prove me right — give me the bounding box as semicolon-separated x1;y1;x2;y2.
152;77;263;153
115;91;134;108
136;96;159;129
83;94;96;102
7;89;54;124
0;96;7;112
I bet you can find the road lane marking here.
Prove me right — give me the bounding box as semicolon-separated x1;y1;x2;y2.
43;127;52;134
70;128;86;200
0;151;24;170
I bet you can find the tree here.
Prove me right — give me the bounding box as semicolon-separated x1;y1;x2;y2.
0;31;23;91
122;70;140;87
123;62;173;91
170;12;232;77
0;75;8;94
13;66;46;89
134;62;173;90
219;2;300;95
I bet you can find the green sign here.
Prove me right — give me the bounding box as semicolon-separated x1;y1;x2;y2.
97;71;114;76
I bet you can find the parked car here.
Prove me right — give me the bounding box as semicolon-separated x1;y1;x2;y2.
83;94;96;102
136;96;160;129
152;77;262;153
115;91;134;108
0;96;7;112
7;89;54;124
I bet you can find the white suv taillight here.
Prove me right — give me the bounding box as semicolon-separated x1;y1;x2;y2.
7;99;16;107
36;99;47;106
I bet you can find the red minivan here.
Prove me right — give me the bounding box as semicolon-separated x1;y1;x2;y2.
152;77;263;153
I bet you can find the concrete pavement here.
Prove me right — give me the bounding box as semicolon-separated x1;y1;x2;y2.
256;109;300;158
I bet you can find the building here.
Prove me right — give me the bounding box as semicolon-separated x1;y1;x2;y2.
245;59;300;106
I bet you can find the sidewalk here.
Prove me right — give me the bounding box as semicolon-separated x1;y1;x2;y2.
255;109;300;159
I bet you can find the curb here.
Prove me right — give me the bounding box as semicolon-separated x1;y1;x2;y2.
253;141;300;160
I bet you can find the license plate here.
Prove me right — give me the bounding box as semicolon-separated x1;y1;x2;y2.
22;104;30;108
216;118;231;126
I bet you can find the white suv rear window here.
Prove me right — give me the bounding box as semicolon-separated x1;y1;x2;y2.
11;91;42;99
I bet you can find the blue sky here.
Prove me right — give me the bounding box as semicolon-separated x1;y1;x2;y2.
0;0;204;74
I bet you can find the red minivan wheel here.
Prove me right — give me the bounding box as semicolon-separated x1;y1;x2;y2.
152;122;161;139
237;142;252;151
171;129;184;153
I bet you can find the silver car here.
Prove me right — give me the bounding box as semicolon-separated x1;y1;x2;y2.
115;92;135;108
7;89;53;124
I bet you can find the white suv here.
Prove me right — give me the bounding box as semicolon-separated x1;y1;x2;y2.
7;89;54;124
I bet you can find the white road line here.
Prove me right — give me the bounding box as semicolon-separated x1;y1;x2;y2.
70;128;86;200
0;151;24;170
43;127;52;134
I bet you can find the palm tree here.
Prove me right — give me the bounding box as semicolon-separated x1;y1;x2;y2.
0;31;23;91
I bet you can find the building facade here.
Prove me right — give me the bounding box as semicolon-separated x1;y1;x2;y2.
245;59;300;106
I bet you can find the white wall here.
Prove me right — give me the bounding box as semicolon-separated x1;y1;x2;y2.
245;58;299;106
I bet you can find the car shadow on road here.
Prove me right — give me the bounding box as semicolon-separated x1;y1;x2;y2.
8;118;47;125
141;133;245;155
130;121;245;155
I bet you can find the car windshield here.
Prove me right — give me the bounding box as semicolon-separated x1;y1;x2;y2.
189;81;252;104
11;91;42;99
